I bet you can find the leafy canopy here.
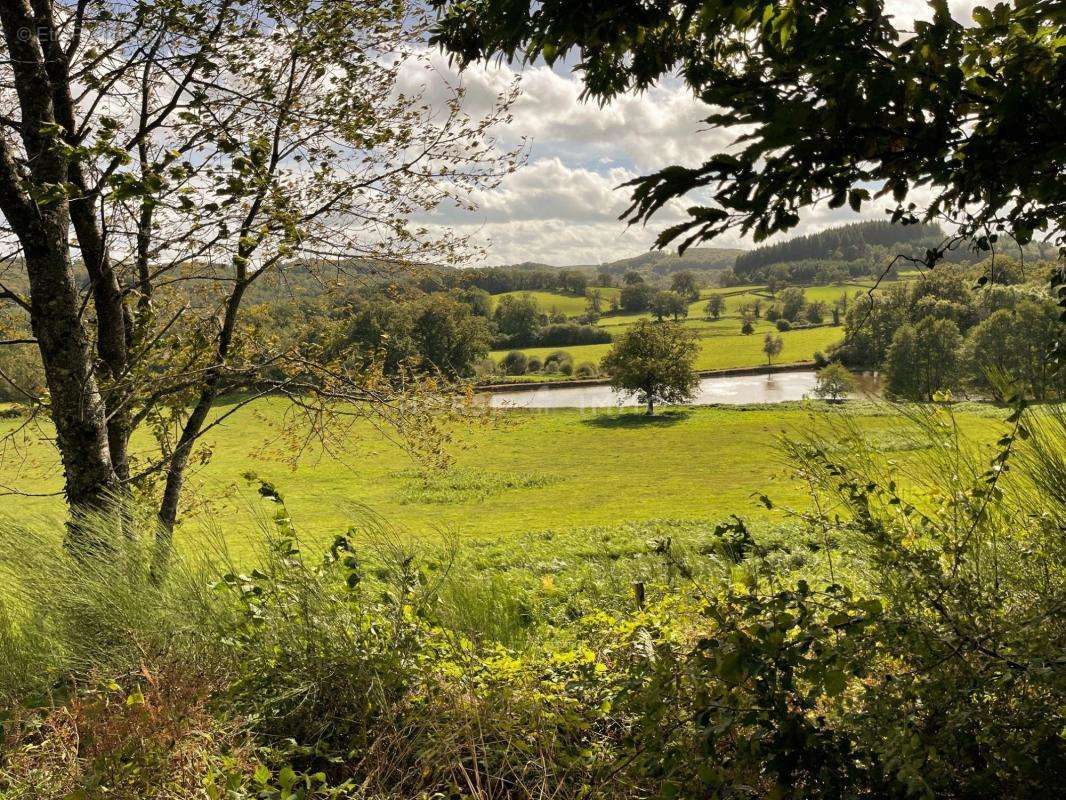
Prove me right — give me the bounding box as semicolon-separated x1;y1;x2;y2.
432;1;1065;295
601;320;699;412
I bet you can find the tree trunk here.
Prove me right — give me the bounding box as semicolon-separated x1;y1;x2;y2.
646;396;655;416
23;221;120;514
0;3;120;532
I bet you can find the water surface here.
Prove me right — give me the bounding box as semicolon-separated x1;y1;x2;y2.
488;370;880;409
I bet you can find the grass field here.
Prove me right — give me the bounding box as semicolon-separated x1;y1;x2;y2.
491;290;589;317
489;282;880;373
0;399;1006;563
492;323;842;371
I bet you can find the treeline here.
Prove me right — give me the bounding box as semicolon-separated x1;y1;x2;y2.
834;258;1065;401
735;220;945;276
426;266;591;296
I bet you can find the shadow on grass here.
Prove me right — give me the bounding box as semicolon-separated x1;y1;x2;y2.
582;409;692;429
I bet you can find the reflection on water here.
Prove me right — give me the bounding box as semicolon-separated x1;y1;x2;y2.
488;370;882;409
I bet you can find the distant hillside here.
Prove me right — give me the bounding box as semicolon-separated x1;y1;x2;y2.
502;246;744;276
735;220;945;277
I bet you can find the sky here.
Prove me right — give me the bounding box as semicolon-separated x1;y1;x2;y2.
413;0;980;267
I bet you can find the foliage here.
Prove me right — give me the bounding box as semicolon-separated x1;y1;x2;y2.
885;318;963;401
432;0;1065;272
704;294;725;319
650;290;690;321
493;293;542;346
601;321;699;415
813;363;856;401
500;350;529;376
670;270;701;302
619;282;655;312
762;333;783;366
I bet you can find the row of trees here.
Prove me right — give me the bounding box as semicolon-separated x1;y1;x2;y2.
836;268;1065;401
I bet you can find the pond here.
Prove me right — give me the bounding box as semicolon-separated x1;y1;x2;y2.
487;369;882;409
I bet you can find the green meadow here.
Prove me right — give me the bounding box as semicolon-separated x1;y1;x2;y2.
0;398;1005;564
490;282;880;372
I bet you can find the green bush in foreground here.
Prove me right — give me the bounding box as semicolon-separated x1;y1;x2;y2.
1;405;1063;799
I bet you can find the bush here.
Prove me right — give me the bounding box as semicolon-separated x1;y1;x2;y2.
527;356;543;372
812;350;829;367
775;318;792;331
534;323;611;347
741;319;755;335
473;357;500;379
574;362;598;378
542;350;574;373
500;350;529;375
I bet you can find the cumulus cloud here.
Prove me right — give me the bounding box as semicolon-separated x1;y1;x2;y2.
412;1;983;265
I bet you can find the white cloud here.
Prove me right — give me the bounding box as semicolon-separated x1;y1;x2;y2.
412;1;985;266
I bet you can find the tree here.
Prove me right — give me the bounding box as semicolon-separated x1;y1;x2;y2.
0;0;518;549
494;294;542;345
778;288;807;322
741;317;755;335
885;318;963;401
813;363;856;402
704;294;725;320
805;301;827;324
620;283;655;312
433;1;1065;305
651;290;689;321
623;271;644;286
963;300;1066;401
600;321;699;415
670;271;700;303
409;294;492;378
762;333;783;366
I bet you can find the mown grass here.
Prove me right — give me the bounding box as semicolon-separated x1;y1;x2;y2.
0;400;1007;564
488;281;892;373
491;323;843;371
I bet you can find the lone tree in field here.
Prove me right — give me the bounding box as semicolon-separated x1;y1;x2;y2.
601;321;699;415
813;363;856;402
762;333;783;366
433;0;1066;329
704;294;725;320
0;0;519;554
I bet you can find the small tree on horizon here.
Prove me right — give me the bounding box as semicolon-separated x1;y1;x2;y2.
762;333;784;366
601;321;699;415
704;294;725;320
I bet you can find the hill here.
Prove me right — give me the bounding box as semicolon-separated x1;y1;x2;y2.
734;220;945;277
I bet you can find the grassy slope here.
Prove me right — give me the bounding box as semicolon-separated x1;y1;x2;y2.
490;283;873;372
0;401;1004;560
491;290;589;317
492;324;842;371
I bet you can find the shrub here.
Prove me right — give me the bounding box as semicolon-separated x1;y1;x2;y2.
500;350;529;375
542;350;574;373
473;357;500;379
741;319;755;335
527;356;543;372
775;318;791;331
813;350;829;367
574;362;598;378
534;323;611;347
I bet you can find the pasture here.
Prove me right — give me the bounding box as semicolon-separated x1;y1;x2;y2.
490;282;881;373
0;398;1005;565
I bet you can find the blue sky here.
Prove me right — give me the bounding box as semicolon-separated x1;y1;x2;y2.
414;1;979;266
